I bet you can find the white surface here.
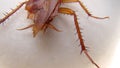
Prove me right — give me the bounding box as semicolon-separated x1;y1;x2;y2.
0;0;120;68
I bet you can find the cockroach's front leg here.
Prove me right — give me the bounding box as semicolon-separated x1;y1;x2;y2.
0;1;27;24
62;0;109;19
58;7;100;68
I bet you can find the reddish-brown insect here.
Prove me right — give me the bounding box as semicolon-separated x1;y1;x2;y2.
0;0;109;68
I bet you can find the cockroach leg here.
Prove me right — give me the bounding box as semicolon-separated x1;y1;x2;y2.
0;1;27;24
62;0;109;19
77;1;109;19
58;7;100;68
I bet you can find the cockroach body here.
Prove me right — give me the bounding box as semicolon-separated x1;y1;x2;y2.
0;0;109;68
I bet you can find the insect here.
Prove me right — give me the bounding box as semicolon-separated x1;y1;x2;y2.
0;0;109;68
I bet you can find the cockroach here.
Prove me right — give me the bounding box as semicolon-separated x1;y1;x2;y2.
0;0;109;68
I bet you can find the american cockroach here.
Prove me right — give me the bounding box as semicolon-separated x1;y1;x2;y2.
0;0;109;68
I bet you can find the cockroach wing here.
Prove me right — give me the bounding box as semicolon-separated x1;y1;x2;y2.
35;0;59;24
26;0;59;25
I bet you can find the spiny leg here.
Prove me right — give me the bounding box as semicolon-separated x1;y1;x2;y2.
61;0;109;19
0;1;27;24
58;7;100;68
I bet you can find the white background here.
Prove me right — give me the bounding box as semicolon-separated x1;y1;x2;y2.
0;0;120;68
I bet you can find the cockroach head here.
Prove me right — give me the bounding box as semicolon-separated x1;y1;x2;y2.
25;0;44;13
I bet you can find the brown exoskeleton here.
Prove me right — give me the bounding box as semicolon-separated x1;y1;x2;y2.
0;0;109;68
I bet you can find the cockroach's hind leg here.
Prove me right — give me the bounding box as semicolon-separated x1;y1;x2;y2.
0;1;27;24
77;0;109;19
89;15;109;19
84;50;100;68
58;7;100;68
61;0;109;19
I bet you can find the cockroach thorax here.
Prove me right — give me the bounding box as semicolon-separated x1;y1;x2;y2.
25;0;44;13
